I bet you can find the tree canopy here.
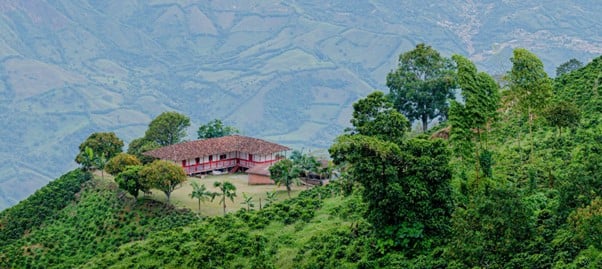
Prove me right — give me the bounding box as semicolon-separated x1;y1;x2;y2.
139;160;187;202
197;119;239;139
386;43;455;132
348;91;409;143
145;111;190;146
105;153;141;176
75;132;123;165
556;58;583;77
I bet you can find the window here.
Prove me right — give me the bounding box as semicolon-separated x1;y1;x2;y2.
220;154;227;160
195;157;200;164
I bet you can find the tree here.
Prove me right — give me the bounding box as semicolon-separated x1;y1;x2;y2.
348;91;410;143
449;55;500;181
189;181;216;213
127;137;160;164
139;160;187;203
212;181;237;216
329;134;454;250
197;119;239;139
241;193;255;211
556;58;583;77
75;132;124;165
507;48;553;160
386;43;456;132
145;111;190;146
543;101;581;136
115;165;145;199
269;159;301;198
105;153;142;176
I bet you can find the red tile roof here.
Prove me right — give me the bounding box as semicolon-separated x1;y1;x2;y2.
246;163;272;176
143;135;290;161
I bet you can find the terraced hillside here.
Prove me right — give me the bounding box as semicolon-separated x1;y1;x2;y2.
0;0;601;208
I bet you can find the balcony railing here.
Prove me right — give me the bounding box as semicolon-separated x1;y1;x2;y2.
182;158;279;175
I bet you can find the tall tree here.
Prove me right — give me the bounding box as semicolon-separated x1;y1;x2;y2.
269;159;301;198
386;43;456;132
212;181;237;215
189;181;216;213
556;58;583;77
507;48;553;160
145;111;191;146
329;135;453;250
139;160;187;203
197;119;239;139
449;55;500;181
115;165;145;200
75;132;123;165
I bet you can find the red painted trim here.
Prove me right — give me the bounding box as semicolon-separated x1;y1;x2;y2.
180;157;281;175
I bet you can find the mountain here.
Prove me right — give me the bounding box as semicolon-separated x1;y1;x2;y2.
0;0;601;209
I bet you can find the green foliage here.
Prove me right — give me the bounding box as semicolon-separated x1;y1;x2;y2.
0;177;195;268
115;165;145;199
241;192;255;211
105;153;142;176
269;159;301;198
213;181;237;215
543;101;581;136
330;134;453;252
140;160;187;202
556;58;583;77
386;43;456;132
197;119;239;139
508;48;553;116
144;111;191;146
127;137;160;164
0;170;92;247
348;91;410;142
448;186;534;267
75;132;124;165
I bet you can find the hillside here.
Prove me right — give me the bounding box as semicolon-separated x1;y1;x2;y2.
1;55;602;268
1;0;601;209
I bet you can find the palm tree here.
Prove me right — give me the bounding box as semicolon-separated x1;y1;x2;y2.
189;181;216;213
212;181;237;215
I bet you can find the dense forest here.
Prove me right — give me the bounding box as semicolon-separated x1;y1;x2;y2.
1;47;601;268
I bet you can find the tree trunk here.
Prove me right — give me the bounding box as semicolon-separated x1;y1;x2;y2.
198;199;201;212
422;114;428;133
259;198;262;210
287;186;291;198
529;112;534;163
223;201;226;216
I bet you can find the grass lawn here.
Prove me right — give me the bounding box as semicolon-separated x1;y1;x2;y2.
147;173;308;216
93;171;309;217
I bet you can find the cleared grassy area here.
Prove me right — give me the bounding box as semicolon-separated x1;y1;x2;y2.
146;173;308;216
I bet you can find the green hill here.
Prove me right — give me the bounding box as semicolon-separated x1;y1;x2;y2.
1;0;602;209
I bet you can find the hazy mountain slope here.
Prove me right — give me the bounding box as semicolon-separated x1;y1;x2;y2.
0;0;601;209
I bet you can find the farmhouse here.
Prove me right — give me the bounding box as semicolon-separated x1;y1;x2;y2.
143;135;290;176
